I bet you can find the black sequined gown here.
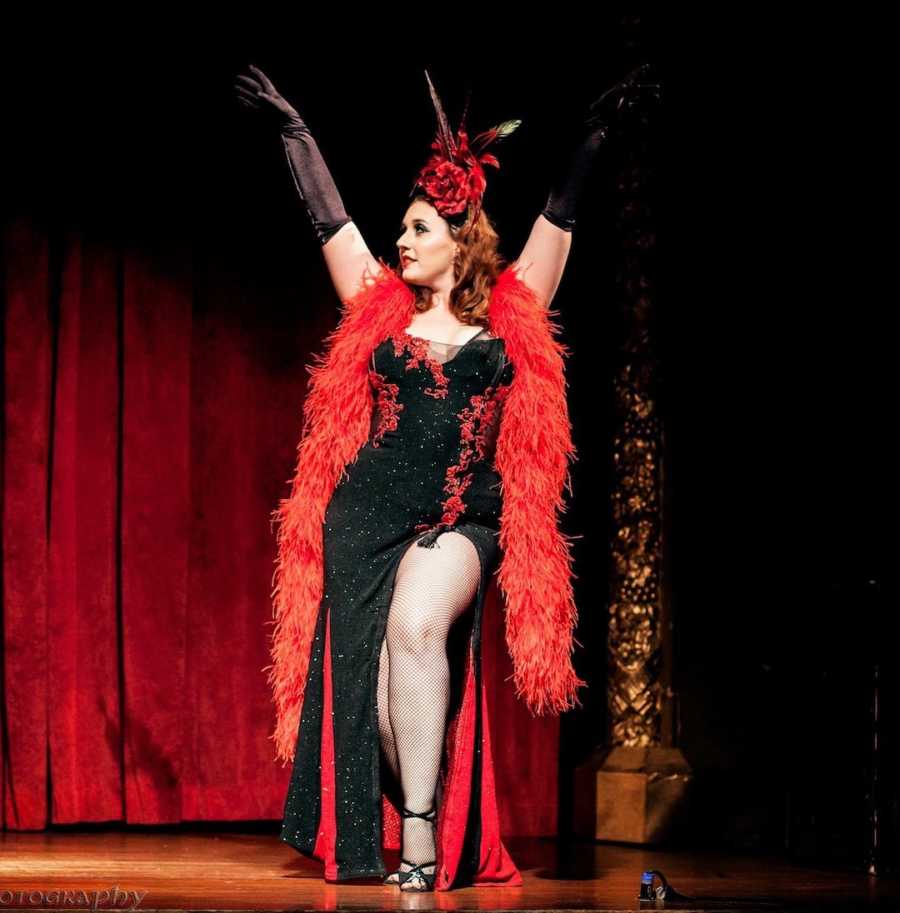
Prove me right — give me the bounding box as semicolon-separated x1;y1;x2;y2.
279;326;522;887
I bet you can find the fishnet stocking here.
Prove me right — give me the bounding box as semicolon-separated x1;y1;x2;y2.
376;529;481;889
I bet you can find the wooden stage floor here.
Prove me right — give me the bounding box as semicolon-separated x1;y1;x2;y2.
1;830;899;912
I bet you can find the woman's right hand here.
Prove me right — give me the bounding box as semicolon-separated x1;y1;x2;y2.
232;62;381;293
234;64;307;135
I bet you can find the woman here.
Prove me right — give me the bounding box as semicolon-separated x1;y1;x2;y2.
235;63;656;892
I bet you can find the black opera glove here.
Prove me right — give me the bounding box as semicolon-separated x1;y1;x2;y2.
234;64;352;246
541;62;661;232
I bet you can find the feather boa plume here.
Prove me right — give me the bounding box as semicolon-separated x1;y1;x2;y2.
264;261;585;765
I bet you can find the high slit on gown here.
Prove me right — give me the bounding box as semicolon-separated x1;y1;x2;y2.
279;325;524;890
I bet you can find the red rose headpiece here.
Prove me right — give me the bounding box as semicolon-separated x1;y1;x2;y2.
411;70;521;229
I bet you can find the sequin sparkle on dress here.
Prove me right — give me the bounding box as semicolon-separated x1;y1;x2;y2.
279;324;523;890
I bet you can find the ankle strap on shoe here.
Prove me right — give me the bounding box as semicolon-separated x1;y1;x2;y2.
400;805;436;820
401;857;437;868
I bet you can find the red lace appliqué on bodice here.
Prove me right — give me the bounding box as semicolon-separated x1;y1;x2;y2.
368;370;403;447
371;327;512;547
392;333;450;399
415;382;512;541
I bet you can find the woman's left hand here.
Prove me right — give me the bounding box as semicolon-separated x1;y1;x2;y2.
583;63;662;145
541;62;660;231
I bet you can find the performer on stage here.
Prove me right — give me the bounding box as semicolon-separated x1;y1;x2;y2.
235;62;656;892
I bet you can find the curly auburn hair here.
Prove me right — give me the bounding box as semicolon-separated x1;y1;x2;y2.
400;192;508;328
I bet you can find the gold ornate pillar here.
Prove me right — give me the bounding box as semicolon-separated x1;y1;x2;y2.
573;49;692;843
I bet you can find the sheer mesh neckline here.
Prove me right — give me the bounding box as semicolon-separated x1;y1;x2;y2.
403;326;494;347
397;326;498;366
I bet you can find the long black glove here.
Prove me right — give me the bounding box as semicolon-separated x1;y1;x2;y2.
235;64;352;246
542;63;660;232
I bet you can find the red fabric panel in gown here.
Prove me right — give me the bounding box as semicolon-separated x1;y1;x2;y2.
304;590;522;889
433;593;523;890
475;649;524;885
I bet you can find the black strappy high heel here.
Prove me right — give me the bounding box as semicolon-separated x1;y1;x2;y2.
383;803;437;891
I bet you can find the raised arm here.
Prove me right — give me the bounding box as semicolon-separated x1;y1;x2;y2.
319;221;383;304
513;63;660;308
235;65;382;305
511;215;573;309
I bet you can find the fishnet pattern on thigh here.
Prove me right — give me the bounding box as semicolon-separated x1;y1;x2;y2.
376;530;481;886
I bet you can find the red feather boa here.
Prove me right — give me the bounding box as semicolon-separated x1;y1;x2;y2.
264;260;586;765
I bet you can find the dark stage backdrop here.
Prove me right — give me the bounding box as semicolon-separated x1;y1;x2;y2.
2;13;891;858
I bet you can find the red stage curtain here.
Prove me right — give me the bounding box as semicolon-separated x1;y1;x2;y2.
0;216;560;836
